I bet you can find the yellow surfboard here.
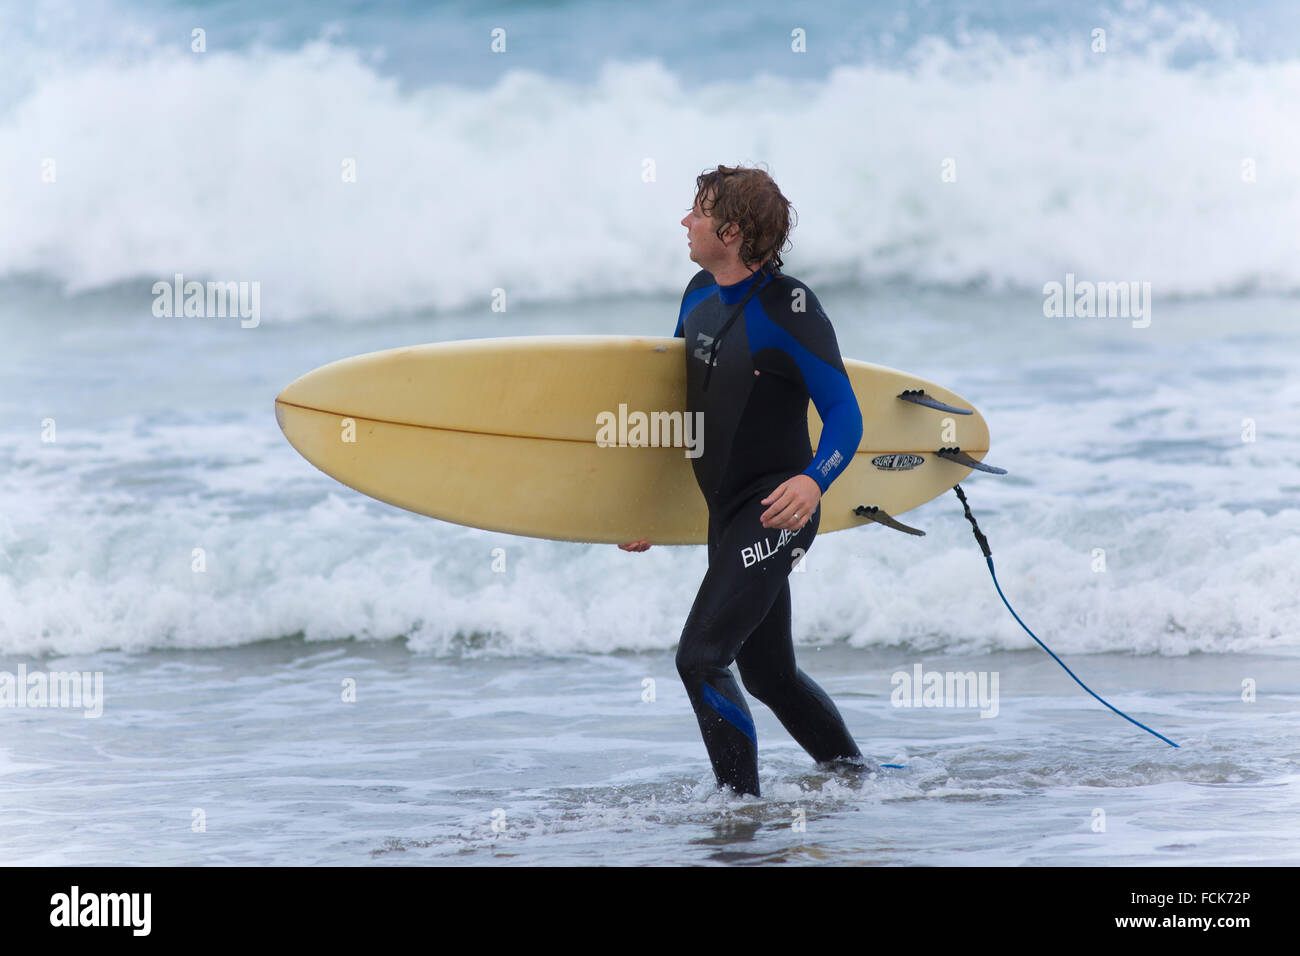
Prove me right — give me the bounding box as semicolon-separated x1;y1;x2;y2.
274;335;993;544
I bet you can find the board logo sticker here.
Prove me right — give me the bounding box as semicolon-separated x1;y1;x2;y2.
871;453;924;471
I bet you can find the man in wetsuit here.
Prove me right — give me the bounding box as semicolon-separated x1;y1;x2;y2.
621;165;870;796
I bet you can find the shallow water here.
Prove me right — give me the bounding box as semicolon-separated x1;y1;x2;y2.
2;643;1296;866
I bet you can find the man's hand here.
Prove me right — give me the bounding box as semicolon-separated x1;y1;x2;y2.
761;474;821;531
619;539;651;552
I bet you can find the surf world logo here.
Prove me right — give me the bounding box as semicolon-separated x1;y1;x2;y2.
595;403;704;458
871;453;924;471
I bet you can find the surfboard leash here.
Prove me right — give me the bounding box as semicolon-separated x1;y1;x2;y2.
951;483;1179;748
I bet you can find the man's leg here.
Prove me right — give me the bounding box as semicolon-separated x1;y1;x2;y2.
735;578;864;765
675;495;820;796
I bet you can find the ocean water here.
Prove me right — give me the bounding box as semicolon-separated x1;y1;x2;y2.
1;0;1298;866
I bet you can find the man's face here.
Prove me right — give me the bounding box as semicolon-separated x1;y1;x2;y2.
681;191;735;267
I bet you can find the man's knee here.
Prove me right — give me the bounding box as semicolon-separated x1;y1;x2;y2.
738;664;794;704
675;614;729;683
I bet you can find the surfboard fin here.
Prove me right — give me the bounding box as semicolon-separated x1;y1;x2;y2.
852;505;926;536
897;389;973;415
936;447;1008;475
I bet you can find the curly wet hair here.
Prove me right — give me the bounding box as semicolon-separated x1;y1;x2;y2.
691;164;796;273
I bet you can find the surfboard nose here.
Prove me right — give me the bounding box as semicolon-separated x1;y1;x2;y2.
274;396;286;431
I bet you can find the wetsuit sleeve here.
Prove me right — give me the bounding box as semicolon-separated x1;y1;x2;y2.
752;284;862;493
800;341;863;493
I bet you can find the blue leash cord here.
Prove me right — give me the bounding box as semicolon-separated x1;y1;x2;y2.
953;484;1179;749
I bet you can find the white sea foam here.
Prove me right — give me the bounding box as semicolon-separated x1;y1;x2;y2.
2;17;1297;318
0;404;1296;658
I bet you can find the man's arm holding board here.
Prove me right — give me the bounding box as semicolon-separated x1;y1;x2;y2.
759;283;863;530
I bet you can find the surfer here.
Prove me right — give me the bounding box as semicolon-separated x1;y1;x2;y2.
621;165;870;796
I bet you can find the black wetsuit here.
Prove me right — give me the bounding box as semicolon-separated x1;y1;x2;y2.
673;265;865;795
